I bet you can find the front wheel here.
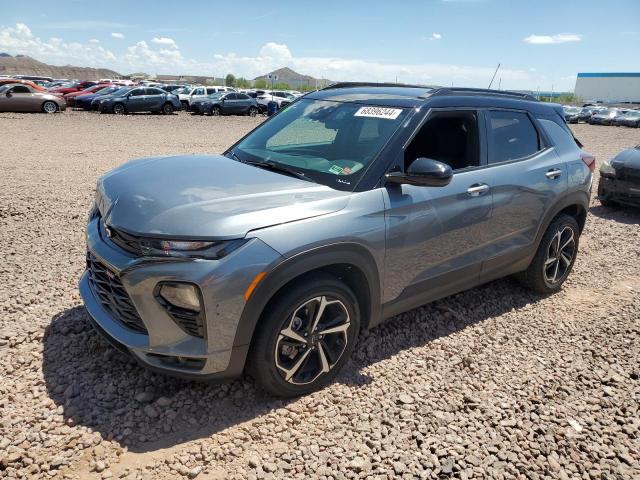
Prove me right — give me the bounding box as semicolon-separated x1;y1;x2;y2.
42;101;58;113
248;106;258;117
210;106;221;116
112;103;125;115
247;274;360;397
162;102;174;115
516;214;579;294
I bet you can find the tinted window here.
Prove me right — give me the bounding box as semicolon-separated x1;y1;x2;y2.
486;111;541;163
237;93;250;100
275;92;286;98
129;89;145;96
538;119;578;154
11;85;31;93
193;88;205;95
405;110;480;171
225;93;237;100
206;88;217;94
146;88;164;95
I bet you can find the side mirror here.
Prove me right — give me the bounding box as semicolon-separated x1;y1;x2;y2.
385;157;453;187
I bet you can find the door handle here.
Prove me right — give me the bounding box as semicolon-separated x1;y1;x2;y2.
467;183;490;197
546;169;563;179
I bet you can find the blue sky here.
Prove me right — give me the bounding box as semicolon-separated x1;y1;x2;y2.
1;0;638;90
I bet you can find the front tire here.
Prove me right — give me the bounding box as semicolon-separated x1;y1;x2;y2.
247;274;360;397
248;106;258;117
42;101;58;113
516;214;579;294
210;105;221;116
162;102;174;115
112;103;125;115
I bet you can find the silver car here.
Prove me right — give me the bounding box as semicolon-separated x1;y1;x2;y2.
80;84;594;396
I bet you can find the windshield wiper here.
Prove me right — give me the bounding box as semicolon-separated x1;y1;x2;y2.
245;160;312;182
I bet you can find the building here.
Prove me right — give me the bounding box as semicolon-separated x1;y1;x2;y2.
574;73;640;103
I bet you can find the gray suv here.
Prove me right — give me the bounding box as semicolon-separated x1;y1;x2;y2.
80;84;595;396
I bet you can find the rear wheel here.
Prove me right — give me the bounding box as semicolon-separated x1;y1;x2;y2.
180;100;189;110
247;274;360;397
248;106;258;117
42;101;58;113
112;103;125;115
516;214;579;294
162;102;174;115
210;105;221;116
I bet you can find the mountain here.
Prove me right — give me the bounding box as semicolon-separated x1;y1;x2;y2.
254;67;332;89
0;53;120;79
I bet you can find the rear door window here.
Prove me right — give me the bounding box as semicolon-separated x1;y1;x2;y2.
486;111;542;163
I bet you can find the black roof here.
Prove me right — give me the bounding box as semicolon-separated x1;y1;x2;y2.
306;82;555;114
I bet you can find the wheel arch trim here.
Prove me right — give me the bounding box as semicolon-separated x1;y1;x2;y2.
232;242;382;350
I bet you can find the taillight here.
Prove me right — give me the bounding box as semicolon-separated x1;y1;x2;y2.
580;152;596;173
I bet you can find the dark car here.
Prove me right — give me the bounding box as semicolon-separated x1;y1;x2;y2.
193;92;259;116
563;106;581;124
589;108;626;126
613;110;640;128
98;87;181;114
598;145;640;207
75;86;125;110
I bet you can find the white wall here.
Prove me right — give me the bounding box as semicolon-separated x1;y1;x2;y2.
574;76;640;103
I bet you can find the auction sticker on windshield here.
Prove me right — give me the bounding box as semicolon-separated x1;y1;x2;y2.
354;106;403;120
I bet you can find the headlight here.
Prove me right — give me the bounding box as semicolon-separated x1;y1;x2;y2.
600;160;615;176
138;238;248;259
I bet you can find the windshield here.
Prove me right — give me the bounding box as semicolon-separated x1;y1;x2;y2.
0;85;10;93
233;99;408;191
625;111;640;117
564;107;580;113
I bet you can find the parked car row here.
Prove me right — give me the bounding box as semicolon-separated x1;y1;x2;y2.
563;105;640;127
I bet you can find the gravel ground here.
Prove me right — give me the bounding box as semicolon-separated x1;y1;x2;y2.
0;111;639;480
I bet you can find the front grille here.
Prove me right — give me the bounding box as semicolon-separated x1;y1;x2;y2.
101;219;142;255
86;252;148;334
618;168;640;184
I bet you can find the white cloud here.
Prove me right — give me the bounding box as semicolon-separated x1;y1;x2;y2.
431;33;442;40
523;33;581;44
111;32;125;39
0;23;575;90
89;38;100;44
0;23;117;65
46;20;130;30
151;37;178;48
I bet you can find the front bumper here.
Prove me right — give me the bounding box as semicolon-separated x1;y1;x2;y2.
79;216;282;379
598;173;640;206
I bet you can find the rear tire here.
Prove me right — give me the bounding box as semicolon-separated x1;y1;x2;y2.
162;102;174;115
247;274;360;397
42;101;58;113
248;106;258;117
516;214;579;294
180;100;189;111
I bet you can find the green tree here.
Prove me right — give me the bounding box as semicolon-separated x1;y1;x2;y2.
235;77;251;88
254;78;268;89
225;73;236;87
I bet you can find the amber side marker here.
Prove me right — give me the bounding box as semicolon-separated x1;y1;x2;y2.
244;272;267;301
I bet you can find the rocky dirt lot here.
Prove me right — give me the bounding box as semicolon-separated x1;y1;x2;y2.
0;111;639;480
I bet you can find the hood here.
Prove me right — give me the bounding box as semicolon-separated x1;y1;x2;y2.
97;154;351;239
611;146;640;171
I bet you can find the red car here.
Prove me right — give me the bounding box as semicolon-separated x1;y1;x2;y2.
64;84;112;106
49;81;99;95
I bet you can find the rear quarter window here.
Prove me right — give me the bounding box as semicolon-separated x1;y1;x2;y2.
538;119;580;154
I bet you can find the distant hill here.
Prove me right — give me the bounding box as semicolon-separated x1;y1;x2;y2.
254;67;332;89
0;53;120;80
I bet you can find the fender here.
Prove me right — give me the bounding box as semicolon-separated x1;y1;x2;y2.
534;189;590;246
232;242;382;349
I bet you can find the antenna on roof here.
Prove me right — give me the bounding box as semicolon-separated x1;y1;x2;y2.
488;63;500;89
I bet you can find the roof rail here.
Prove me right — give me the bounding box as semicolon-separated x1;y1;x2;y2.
322;82;439;91
427;87;538;101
